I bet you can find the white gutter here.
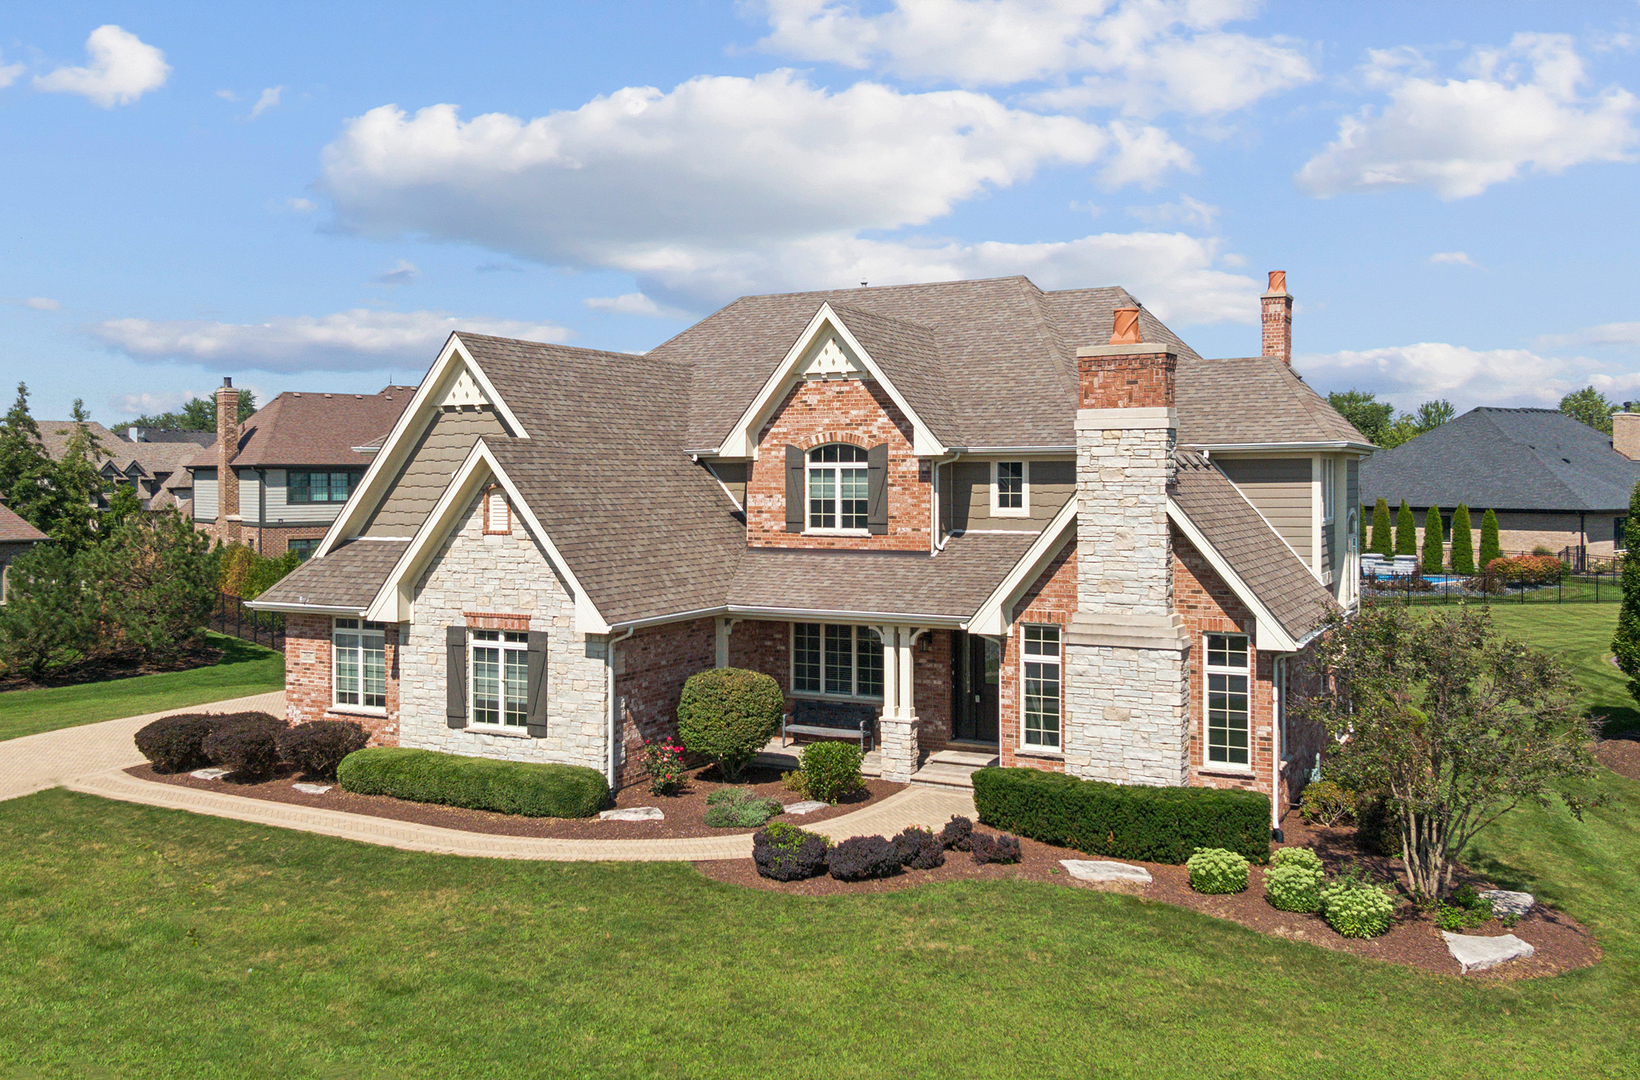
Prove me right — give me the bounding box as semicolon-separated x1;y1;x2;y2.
960;445;1075;454
607;626;636;791
725;603;967;627
1188;440;1376;454
244;600;365;615
930;449;963;553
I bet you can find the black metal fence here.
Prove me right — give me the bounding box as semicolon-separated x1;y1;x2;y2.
208;591;285;651
1362;568;1622;607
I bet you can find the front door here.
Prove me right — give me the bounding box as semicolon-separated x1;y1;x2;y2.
952;632;1000;743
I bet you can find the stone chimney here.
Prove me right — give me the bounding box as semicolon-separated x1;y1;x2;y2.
1262;270;1292;364
216;377;241;541
1615;410;1640;460
1063;308;1189;786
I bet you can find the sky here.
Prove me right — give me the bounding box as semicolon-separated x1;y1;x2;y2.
2;0;1638;424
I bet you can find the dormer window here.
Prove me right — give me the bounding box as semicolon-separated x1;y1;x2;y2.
992;461;1027;516
808;444;869;532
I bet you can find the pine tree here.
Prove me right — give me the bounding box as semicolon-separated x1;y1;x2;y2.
1449;504;1474;574
44;400;108;553
1370;498;1393;557
0;382;53;527
1421;507;1445;574
1396;500;1417;556
1479;509;1502;569
1614;483;1640;703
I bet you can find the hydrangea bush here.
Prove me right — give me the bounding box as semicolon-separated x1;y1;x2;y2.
1187;847;1250;894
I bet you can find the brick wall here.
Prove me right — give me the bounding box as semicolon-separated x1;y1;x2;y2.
1076;350;1177;410
283;612;400;744
746;378;929;551
727;618;790;695
999;540;1076;772
614;617;716;788
913;630;953;751
243;524;329;558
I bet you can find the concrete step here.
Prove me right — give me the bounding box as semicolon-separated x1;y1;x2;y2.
909;760;983;789
926;748;999;768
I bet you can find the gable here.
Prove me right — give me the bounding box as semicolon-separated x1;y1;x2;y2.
361;406;509;538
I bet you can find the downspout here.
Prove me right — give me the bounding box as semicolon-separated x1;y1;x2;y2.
606;625;636;791
1271;656;1284;840
930;449;963;553
257;468;266;555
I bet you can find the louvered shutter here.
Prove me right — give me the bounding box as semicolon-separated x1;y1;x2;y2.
525;631;549;737
445;626;468;728
784;445;805;532
867;443;888;535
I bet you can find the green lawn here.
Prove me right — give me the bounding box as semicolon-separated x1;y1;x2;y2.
0;633;284;742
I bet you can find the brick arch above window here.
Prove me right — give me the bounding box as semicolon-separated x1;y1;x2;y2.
796;430;872;452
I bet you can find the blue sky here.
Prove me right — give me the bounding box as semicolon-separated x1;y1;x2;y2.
3;1;1638;423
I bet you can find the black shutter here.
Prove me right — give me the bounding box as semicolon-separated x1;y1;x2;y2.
525;630;549;737
867;443;888;535
784;445;805;532
446;626;468;728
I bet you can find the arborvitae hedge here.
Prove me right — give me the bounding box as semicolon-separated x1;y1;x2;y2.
337;748;609;817
1449;504;1475;574
970;767;1270;864
1421;507;1445;574
1370;498;1393;558
1613;482;1640;702
1480;509;1502;568
1396;500;1417;556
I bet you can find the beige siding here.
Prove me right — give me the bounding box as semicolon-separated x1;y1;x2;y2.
193;468;217;521
943;458;1074;533
708;461;747;508
363;407;508;537
1217;457;1312;563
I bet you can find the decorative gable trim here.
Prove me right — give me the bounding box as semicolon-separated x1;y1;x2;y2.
717;303;947;458
1165;497;1300;653
315;333;530;558
968;496;1078;635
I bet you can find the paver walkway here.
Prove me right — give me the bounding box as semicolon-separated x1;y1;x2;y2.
2;692;977;861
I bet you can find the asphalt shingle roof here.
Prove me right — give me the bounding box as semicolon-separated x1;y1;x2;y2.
1176;357;1369;447
187;386;417;469
255;539;408;611
1359;408;1640;512
0;503;47;544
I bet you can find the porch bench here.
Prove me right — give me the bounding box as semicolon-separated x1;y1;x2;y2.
781;699;876;754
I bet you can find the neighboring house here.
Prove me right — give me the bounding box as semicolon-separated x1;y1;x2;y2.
37;419;211;514
251;272;1369;829
0;503;48;604
1360;407;1640;561
187;381;416;559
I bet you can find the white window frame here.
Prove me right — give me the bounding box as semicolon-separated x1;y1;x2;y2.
991;460;1029;517
1204;633;1252;771
1320;457;1336;525
1020;624;1062;751
806;444;871;535
332;617;387;714
469;629;530;730
790;623;884;701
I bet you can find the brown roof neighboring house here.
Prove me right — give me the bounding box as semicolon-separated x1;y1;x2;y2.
187;386;419;469
0;503;47;544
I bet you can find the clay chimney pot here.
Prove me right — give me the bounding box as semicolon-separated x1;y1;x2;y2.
1266;270;1287;295
1110;307;1142;345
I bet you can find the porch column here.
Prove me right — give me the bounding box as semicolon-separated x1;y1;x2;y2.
714;617;741;669
874;625;922;783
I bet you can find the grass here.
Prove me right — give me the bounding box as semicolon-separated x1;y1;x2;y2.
0;633;284;742
1481;602;1640;736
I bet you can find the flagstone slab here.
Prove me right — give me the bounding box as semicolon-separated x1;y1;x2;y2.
783;800;828;816
1061;859;1153;884
599;806;664;822
190;768;230;780
292;783;332;795
1478;889;1534;918
1442;932;1535;974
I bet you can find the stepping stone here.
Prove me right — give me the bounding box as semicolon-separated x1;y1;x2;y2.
598;806;664;822
190;768;230;780
783;800;828;815
1061;859;1153;884
292;783;332;795
1442;932;1536;974
1479;889;1534;918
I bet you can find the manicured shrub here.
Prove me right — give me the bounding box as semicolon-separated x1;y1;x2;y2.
752;821;829;881
1479;509;1502;568
938;815;974;852
1487;555;1560;587
800;741;864;804
200;713;288;779
1265;848;1325;913
1421;507;1445;575
133;713;221;773
1449;504;1475;574
1298;779;1354;828
971;767;1270;864
1187;847;1250;894
1270;846;1324;875
891;827;945;870
1395;500;1417;556
676;667;784;781
276;720;367;780
780;770;809;797
336;748;609;818
701;788;785;829
1369;498;1393;558
827;835;900;881
970;832;1022;865
1320;876;1396;938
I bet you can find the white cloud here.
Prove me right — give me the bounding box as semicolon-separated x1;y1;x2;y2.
1428;251;1476;267
34;25;170;107
584;293;695;320
110;390;190;417
1297;341;1640;410
86;308;572;374
25;297;61;311
1537;322;1640;350
1297;33;1639;200
285;197;316;213
0;51;24;90
249;85;284;119
1127;194;1218;228
371;259;419;286
216;88;239;102
754;0;1314;114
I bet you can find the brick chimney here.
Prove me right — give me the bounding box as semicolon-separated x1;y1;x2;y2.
216;377;241;541
1063;308;1189;786
1615;410;1640;460
1262;270;1292;364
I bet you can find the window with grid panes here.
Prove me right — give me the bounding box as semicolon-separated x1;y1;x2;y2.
807;444;869;531
792;623;882;698
1206;633;1250;767
470;630;529;728
1022;625;1061;748
332;618;386;709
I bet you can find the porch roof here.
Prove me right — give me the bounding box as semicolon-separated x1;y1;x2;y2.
249;538;407;613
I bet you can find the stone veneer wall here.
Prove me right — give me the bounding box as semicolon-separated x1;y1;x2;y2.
999;541;1076;772
399;489;609;769
284;612;400;743
614;618;716;788
745;378;929;551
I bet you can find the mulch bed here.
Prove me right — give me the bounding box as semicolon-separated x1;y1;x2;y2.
0;644;226;692
1595;732;1640;782
696;812;1600;980
127;761;901;840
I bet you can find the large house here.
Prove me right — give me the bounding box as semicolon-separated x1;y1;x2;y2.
0;503;47;603
188;381;416;559
251;272;1370;828
1361;407;1640;563
37;420;209;514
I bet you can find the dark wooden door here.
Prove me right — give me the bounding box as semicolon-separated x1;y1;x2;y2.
953;632;1000;743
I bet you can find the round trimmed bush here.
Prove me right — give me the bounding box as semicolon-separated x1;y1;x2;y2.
891;826;945;869
753;821;829;881
134;713;220;773
1320;878;1396;938
938;815;974;852
827;835;900;881
277;720;368;780
676;667;784;781
1264;848;1325;913
200;713;288;779
1187;847;1250;894
970;831;1022;865
337;747;609;818
800;741;864;804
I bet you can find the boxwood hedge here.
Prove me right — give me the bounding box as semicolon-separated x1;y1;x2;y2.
336;748;609;818
971;766;1270;864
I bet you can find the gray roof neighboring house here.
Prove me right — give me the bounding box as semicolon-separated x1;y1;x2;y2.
1360;407;1640;512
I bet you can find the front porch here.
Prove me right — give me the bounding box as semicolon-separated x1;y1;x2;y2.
752;737;998;790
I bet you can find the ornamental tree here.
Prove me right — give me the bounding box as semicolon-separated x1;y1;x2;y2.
1613;481;1640;703
1421;507;1445;575
1479;509;1502;568
1449;505;1475;575
1298;605;1597;901
1395;500;1417;556
1370;498;1393;558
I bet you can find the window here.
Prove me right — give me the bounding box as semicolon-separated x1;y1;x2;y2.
1205;634;1250;768
288;538;319;562
333;618;387;710
470;630;529;728
289;470;358;504
992;461;1027;516
1320;459;1336;524
1021;625;1061;749
807;444;869;532
791;623;882;698
1618;517;1628;551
